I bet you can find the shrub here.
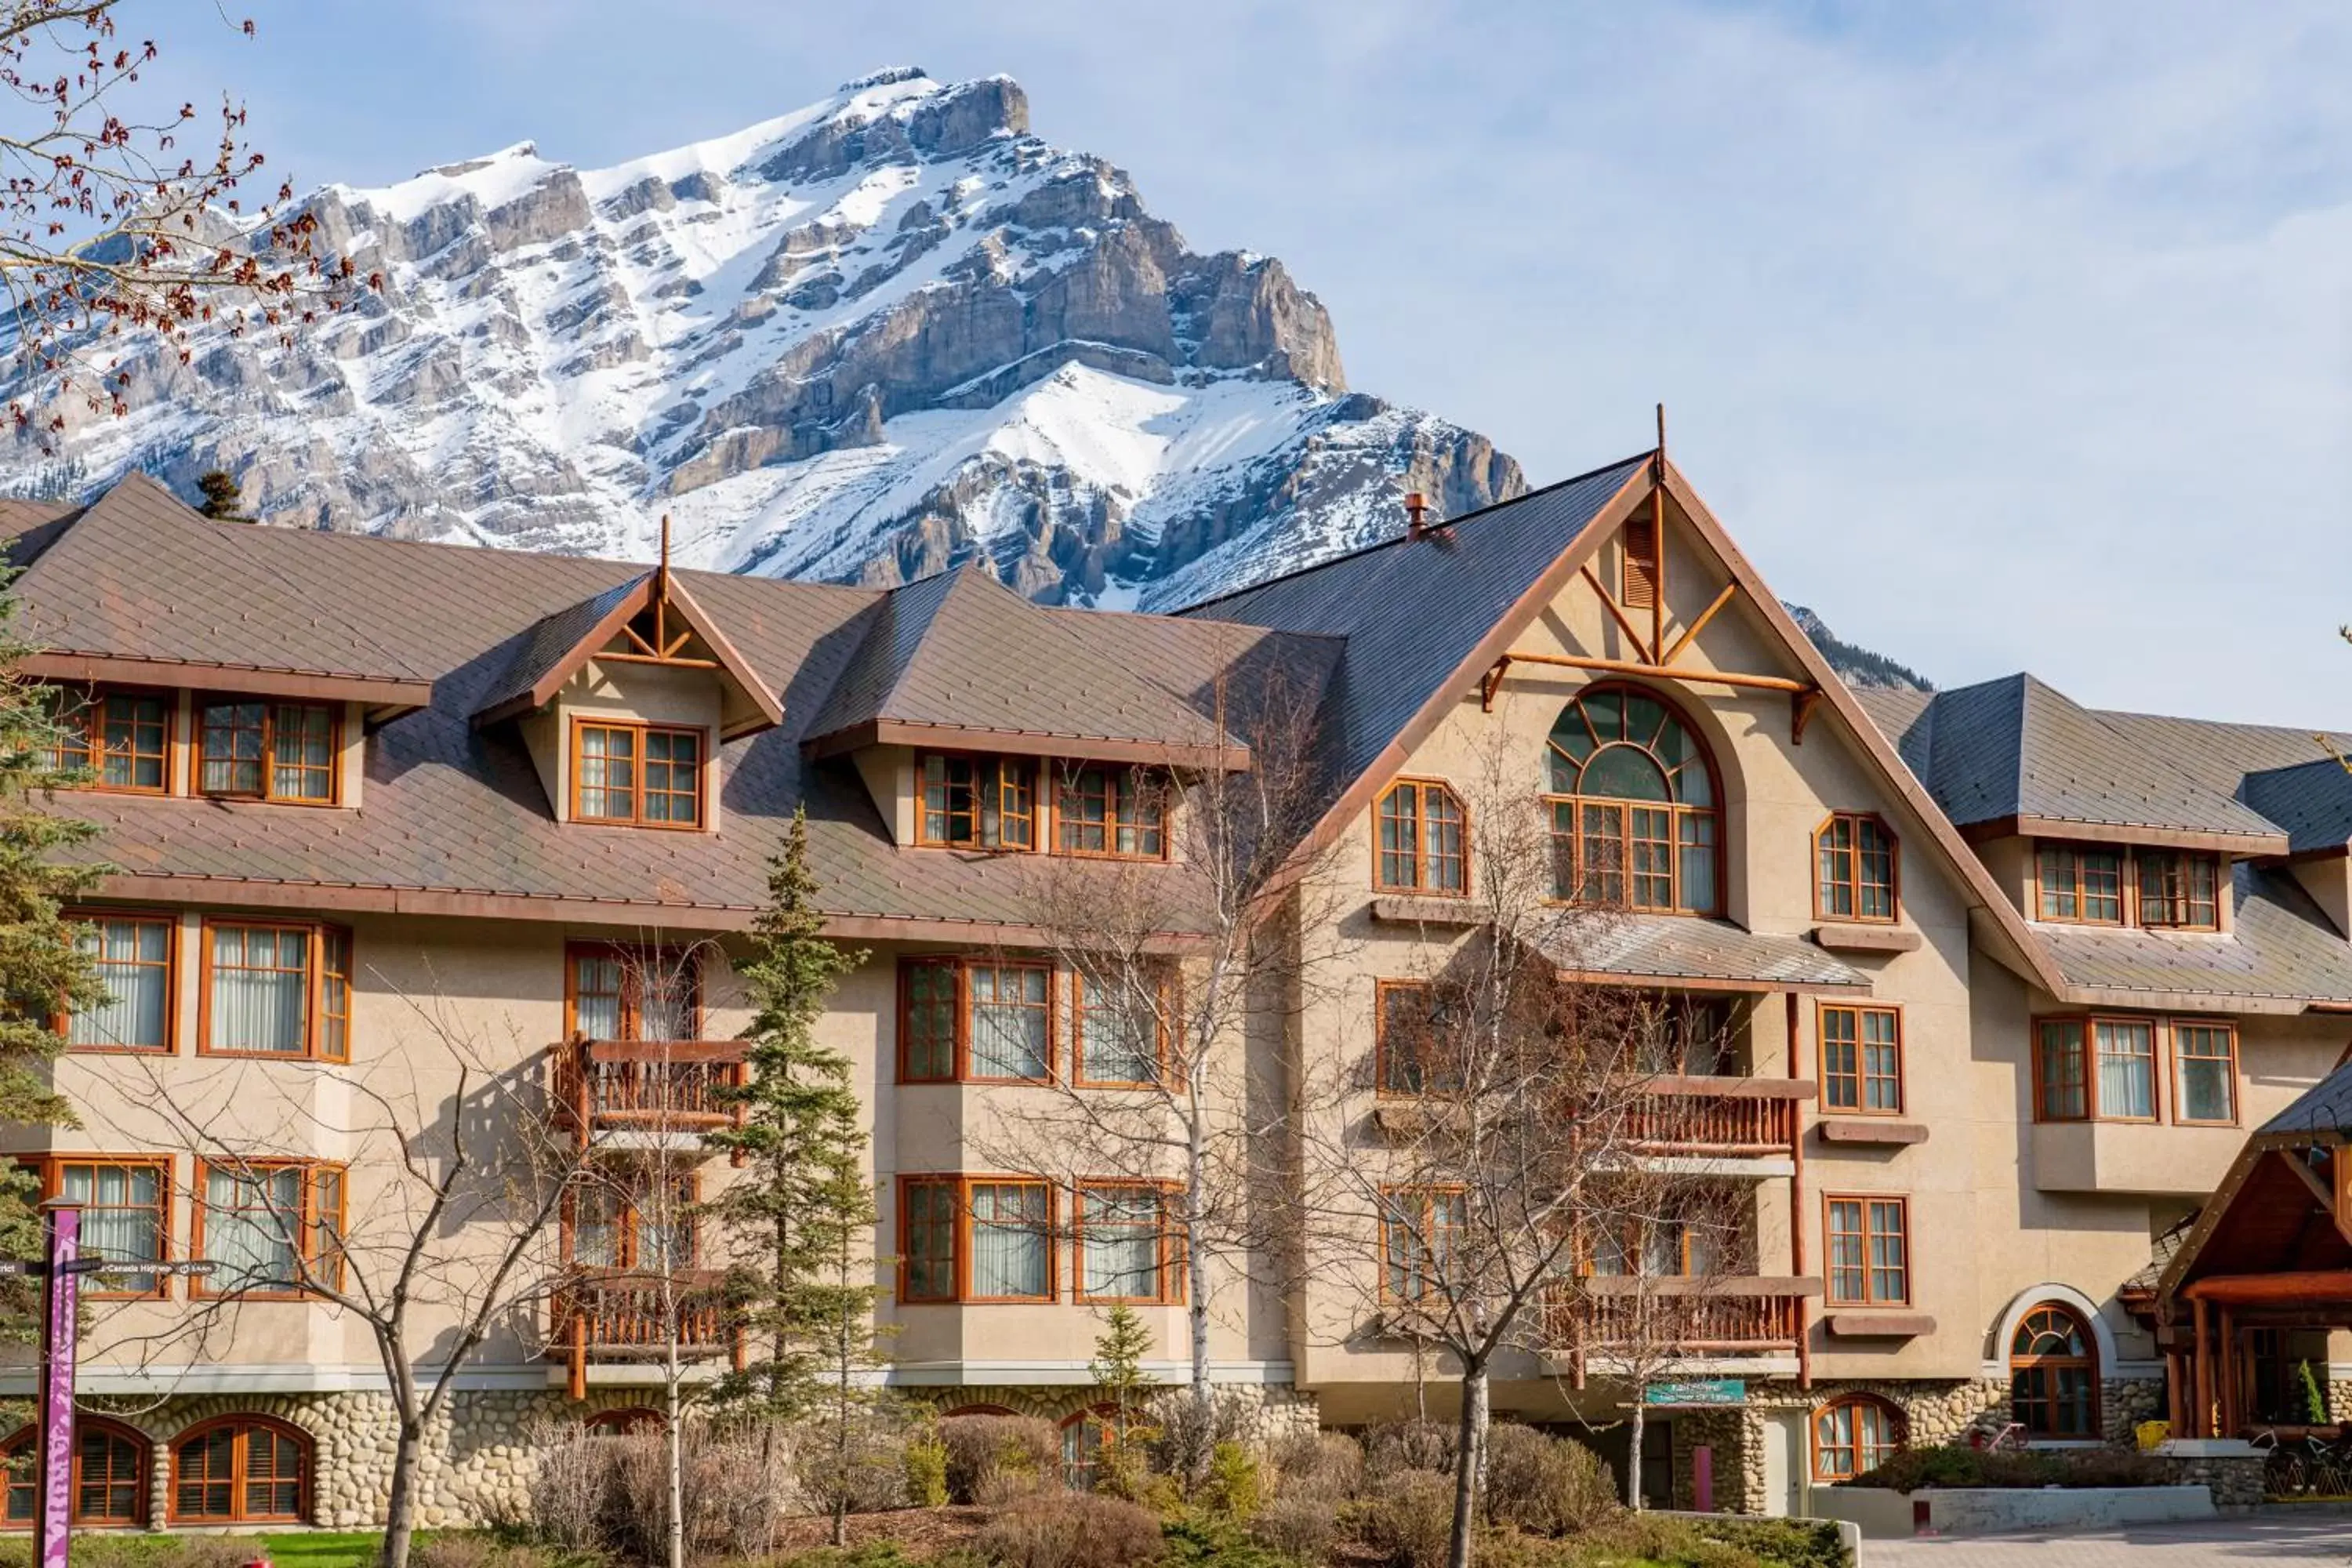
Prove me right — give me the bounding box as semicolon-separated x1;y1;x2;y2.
524;1416;621;1553
1148;1392;1248;1485
1361;1419;1455;1482
799;1410;913;1517
1164;1512;1290;1568
1352;1468;1457;1568
1849;1443;2169;1493
1686;1516;1849;1568
1549;1514;1762;1568
1267;1430;1362;1505
904;1432;952;1508
411;1538;560;1568
1200;1440;1263;1519
772;1548;925;1568
941;1414;1062;1506
600;1421;796;1560
975;1491;1167;1568
1249;1493;1341;1563
0;1540;276;1568
1483;1425;1617;1537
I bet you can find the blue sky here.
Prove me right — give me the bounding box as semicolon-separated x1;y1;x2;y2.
148;1;2352;725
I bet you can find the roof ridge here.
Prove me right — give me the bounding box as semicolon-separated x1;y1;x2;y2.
1171;448;1653;615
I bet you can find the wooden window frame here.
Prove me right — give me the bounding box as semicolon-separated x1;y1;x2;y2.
190;1160;347;1301
43;684;176;797
1816;1002;1904;1117
2169;1019;2240;1128
569;718;706;830
914;751;1036;852
561;1167;701;1272
2;1416;151;1528
20;1155;172;1301
2033;1013;2170;1124
196;918;353;1062
895;1174;1057;1305
1809;1395;1905;1484
1070;969;1173;1089
896;956;1056;1085
1053;764;1170;862
1621;512;1661;611
563;942;706;1041
1374;978;1464;1099
1822;1192;1911;1308
1813;812;1900;924
1373;778;1469;897
57;908;178;1054
583;1408;664;1436
1378;1184;1468;1303
1543;684;1725;918
166;1414;310;1526
2136;850;2222;932
2032;842;2125;927
194;695;341;807
2009;1301;2101;1439
1073;1179;1184;1305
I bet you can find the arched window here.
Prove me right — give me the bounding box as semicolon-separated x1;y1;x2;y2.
1815;813;1898;923
583;1408;663;1437
1545;687;1719;914
1059;1405;1124;1491
2;1418;148;1528
2010;1302;2100;1438
940;1403;1018;1419
1810;1395;1904;1482
170;1416;309;1525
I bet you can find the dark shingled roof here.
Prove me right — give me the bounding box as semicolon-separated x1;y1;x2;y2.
1527;913;1871;992
2038;864;2352;1006
476;576;651;717
2258;1058;2352;1140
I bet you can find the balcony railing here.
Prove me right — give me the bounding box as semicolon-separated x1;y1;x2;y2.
1623;1075;1811;1158
1543;1276;1816;1356
549;1035;749;1147
550;1269;739;1399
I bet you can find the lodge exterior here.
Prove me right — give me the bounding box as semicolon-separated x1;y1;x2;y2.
2;452;2347;1529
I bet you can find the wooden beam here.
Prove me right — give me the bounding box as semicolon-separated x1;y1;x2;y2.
1481;657;1512;713
1580;564;1656;660
1648;472;1666;669
594;651;720;670
1662;580;1740;667
1788;989;1809;1391
1792;688;1823;745
2183;1269;2352;1305
1494;649;1813;695
2192;1297;2212;1437
2276;1149;2343;1235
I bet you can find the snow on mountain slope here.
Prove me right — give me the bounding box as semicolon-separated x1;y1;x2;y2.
0;67;1521;609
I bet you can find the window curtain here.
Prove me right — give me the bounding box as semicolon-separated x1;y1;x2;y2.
1082;1189;1161;1297
61;1164;161;1293
970;1184;1047;1297
969;968;1047;1079
573;954;624;1039
73;920;168;1049
2095;1022;2155;1118
205;1167;301;1290
210;928;308;1054
1081;988;1155;1083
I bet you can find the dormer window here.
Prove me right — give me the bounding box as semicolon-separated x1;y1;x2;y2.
573;720;704;829
916;753;1033;851
44;687;170;793
198;699;338;804
1056;764;1167;860
2035;843;2221;931
2138;851;2220;931
2034;844;2122;925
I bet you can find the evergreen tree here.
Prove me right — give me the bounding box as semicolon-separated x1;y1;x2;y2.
1088;1302;1158;1443
0;583;105;1298
707;809;879;1423
193;470;250;521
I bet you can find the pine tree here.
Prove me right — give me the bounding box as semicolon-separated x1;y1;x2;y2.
0;583;105;1308
1088;1302;1160;1445
706;809;882;1433
193;470;250;521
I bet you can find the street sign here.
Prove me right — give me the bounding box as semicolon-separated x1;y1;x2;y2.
1643;1378;1746;1407
0;1256;214;1277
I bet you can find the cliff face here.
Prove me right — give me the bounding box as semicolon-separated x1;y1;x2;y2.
1;67;1522;609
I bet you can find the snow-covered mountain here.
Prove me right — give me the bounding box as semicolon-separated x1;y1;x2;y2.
1;68;1521;611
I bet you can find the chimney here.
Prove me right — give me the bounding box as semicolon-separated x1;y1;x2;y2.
1404;491;1429;541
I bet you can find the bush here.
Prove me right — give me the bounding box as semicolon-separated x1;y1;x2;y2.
1163;1512;1290;1568
772;1548;926;1568
1686;1516;1849;1568
1267;1430;1362;1506
576;1420;796;1560
798;1410;914;1517
1483;1425;1617;1537
411;1538;561;1568
1249;1493;1341;1563
1148;1392;1247;1485
1200;1441;1263;1519
0;1540;277;1568
524;1416;621;1554
904;1432;951;1508
975;1491;1167;1568
1849;1443;2170;1493
1548;1514;1762;1568
1351;1468;1457;1568
940;1414;1062;1506
1361;1419;1455;1482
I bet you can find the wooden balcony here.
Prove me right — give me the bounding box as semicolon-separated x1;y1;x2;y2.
549;1035;748;1149
550;1269;739;1400
1624;1076;1811;1160
1543;1276;1820;1359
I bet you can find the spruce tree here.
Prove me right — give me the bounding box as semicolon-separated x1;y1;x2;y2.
707;809;880;1426
193;470;250;521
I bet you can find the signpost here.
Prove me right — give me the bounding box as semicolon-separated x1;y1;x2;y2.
11;1208;216;1568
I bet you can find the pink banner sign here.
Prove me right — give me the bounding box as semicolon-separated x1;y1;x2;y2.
36;1203;80;1568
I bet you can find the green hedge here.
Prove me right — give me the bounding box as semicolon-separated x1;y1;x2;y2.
1847;1445;2172;1493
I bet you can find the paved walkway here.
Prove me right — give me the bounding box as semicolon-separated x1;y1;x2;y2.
1866;1515;2352;1565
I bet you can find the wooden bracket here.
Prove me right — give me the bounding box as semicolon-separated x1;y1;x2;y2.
1791;688;1823;746
1481;657;1513;713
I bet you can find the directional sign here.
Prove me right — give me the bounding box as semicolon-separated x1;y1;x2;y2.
1643;1377;1746;1408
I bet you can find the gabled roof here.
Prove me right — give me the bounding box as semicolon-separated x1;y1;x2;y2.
472;568;786;739
805;564;1271;768
2036;863;2352;1011
1857;673;2287;851
2258;1058;2352;1142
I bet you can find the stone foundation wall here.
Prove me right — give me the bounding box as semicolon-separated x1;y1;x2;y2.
85;1380;1321;1531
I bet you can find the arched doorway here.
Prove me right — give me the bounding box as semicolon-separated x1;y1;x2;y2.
2010;1301;2100;1438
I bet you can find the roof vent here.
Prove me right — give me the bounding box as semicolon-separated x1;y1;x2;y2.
1404;491;1429;541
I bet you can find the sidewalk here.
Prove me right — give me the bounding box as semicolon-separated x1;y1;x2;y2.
1864;1515;2352;1565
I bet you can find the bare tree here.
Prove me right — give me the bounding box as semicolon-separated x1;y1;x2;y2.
978;654;1347;1474
2;2;365;438
89;985;594;1568
1277;735;1725;1568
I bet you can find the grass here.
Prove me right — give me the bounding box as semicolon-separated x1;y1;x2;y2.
249;1534;383;1568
